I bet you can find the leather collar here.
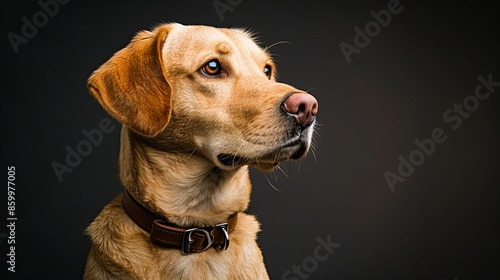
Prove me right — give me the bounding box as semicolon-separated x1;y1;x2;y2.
122;191;238;254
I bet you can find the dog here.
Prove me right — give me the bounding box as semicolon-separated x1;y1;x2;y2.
83;23;318;279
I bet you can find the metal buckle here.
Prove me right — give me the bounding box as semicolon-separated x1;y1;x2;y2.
181;223;230;254
182;228;212;254
213;223;230;251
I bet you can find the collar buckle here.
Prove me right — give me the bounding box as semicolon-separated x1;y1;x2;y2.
181;223;230;254
122;191;237;254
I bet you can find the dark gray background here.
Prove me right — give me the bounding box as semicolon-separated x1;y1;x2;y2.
2;0;499;279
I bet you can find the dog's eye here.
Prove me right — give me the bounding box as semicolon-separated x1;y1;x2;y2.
202;60;222;76
264;65;272;79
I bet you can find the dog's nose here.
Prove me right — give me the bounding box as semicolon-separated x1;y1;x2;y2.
283;92;318;128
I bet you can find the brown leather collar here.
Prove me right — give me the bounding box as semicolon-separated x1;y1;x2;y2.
122;191;238;254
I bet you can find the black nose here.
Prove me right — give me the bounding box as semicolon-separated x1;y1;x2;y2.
283;92;318;128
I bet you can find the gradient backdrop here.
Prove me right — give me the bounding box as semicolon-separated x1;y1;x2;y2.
2;0;499;279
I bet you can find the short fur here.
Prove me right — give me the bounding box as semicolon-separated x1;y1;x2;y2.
84;23;317;279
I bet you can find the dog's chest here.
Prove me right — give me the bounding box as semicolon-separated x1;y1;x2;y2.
151;217;268;279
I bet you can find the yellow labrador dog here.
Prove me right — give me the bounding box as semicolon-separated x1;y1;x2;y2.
84;23;318;279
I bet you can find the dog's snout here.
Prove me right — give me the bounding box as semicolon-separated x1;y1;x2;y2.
283;92;318;128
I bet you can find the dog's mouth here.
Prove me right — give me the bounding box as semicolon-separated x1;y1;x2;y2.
217;153;278;171
216;136;310;171
217;154;246;167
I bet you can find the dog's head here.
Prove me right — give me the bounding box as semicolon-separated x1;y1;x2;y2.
88;23;318;172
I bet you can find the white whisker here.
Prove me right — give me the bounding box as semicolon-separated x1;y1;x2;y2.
265;174;282;192
188;148;197;159
232;142;246;168
263;41;293;52
311;148;317;163
304;88;319;94
276;164;294;183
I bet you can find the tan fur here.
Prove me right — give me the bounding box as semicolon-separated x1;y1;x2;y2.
84;23;316;279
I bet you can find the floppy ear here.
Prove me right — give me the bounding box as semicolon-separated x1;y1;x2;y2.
88;24;173;137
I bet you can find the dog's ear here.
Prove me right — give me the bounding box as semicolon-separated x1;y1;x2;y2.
88;24;173;137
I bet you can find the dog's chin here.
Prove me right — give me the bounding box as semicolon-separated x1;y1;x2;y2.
215;139;311;172
253;162;279;172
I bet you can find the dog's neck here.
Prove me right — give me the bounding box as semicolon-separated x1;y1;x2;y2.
118;127;251;227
